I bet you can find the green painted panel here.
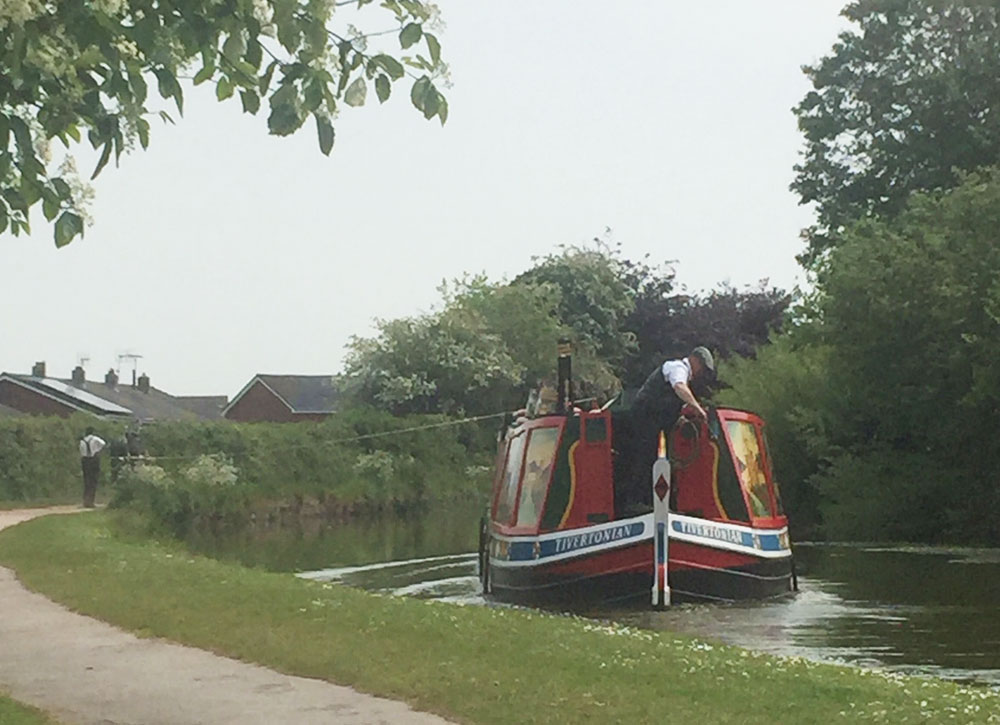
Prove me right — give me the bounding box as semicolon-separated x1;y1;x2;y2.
540;418;578;531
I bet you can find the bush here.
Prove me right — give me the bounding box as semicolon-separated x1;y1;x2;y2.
0;408;495;532
113;455;249;536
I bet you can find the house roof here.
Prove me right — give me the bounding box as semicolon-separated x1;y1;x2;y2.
225;374;339;415
0;374;225;422
0;374;133;417
174;396;229;419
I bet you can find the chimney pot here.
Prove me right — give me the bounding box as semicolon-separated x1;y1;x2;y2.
137;373;150;394
31;361;46;378
71;366;86;386
105;368;119;388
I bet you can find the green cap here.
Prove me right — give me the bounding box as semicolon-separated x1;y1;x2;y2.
691;346;715;373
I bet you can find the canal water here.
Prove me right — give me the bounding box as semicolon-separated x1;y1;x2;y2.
185;501;1000;687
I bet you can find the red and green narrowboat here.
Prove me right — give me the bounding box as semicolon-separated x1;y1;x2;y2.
478;348;794;607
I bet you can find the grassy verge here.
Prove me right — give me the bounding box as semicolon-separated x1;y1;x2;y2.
0;694;57;724
1;513;998;724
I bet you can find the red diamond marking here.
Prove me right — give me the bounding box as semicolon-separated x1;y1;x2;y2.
654;475;669;501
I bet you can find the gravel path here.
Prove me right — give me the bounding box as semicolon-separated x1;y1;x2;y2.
0;507;454;725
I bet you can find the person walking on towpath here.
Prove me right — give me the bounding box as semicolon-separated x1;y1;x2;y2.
79;427;106;508
619;346;716;513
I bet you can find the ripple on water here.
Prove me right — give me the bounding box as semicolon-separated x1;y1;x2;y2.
297;543;1000;688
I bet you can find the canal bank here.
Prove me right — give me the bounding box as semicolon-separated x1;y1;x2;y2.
0;507;451;725
1;510;999;723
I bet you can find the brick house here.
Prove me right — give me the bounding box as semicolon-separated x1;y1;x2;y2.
223;375;339;422
0;362;226;422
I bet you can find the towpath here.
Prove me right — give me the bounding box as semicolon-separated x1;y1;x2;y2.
0;507;454;725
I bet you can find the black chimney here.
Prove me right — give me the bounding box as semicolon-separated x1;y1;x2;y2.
31;361;45;378
556;339;573;414
71;366;85;386
105;368;119;388
137;373;150;394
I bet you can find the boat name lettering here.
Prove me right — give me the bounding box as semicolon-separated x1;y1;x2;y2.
679;520;745;546
553;525;634;554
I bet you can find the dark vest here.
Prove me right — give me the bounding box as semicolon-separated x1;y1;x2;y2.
633;364;683;420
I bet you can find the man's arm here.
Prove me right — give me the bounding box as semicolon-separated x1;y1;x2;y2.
672;382;707;420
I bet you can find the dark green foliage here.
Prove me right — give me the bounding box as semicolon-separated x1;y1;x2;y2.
716;337;831;538
0;414;120;502
622;281;789;390
0;0;448;246
347;241;788;415
723;171;1000;544
792;1;1000;265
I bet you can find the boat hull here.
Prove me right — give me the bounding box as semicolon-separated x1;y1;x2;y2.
486;514;794;606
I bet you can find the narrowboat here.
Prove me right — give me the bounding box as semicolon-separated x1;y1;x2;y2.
478;345;794;607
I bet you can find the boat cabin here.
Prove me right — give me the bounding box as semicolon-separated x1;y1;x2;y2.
489;406;786;536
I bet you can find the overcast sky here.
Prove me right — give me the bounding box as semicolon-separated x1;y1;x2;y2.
2;2;850;396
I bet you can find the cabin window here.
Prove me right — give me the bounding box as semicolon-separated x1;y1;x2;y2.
762;430;784;515
495;433;526;525
584;417;607;443
515;427;560;527
725;420;772;518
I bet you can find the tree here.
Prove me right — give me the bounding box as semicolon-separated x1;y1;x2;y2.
1;0;448;246
343;277;572;416
515;240;639;372
792;1;1000;266
622;281;789;389
726;170;1000;543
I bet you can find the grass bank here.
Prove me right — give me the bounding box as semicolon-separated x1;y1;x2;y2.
0;694;56;724
1;513;998;724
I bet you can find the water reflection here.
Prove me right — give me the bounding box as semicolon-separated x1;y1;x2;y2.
188;508;1000;688
184;499;485;572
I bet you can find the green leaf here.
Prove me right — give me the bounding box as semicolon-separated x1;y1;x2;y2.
91;141;113;179
240;89;260;114
154;68;183;114
10;117;32;158
375;74;391;103
20;177;41;206
344;77;367;107
193;64;215;85
223;32;246;62
372;54;404;80
136;118;150;149
246;39;263;69
127;67;148;103
259;61;278;95
217;77;235;101
315;114;335;156
54;211;83;248
399;23;422;49
268;86;303;136
52;178;72;199
42;195;60;222
424;32;441;65
421;86;439;120
0;203;7;235
410;75;431;113
437;95;448;125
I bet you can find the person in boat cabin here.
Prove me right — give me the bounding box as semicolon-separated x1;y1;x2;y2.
634;345;715;426
619;346;716;513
